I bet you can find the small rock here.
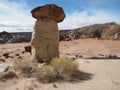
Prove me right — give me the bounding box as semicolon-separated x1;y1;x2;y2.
53;84;58;88
99;54;104;56
108;55;118;59
10;56;14;58
75;55;83;58
24;45;31;53
3;53;10;59
79;55;83;58
71;57;76;61
0;64;13;72
17;49;20;51
0;58;5;62
15;54;19;56
21;51;25;54
18;56;22;59
75;55;79;58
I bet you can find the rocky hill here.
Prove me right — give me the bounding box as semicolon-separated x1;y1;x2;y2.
0;31;31;44
60;22;120;41
0;22;120;44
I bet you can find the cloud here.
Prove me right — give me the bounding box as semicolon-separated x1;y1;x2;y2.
0;0;120;32
0;0;34;24
0;0;34;32
58;10;120;30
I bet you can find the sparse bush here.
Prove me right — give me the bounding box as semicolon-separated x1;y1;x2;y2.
35;57;79;83
36;65;56;83
51;57;79;80
13;57;79;83
13;59;37;77
0;71;18;81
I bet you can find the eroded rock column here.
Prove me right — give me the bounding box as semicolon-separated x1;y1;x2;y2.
31;4;65;63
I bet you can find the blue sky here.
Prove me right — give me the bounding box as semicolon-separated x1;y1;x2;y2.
0;0;120;31
29;0;120;15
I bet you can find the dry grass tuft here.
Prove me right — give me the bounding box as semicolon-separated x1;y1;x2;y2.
51;57;79;80
36;65;56;83
35;57;79;83
0;71;18;81
13;57;79;83
13;59;37;77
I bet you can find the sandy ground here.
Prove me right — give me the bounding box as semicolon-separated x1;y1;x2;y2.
60;39;120;57
0;39;120;90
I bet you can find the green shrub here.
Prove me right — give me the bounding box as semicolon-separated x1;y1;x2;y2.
13;59;37;77
35;57;79;83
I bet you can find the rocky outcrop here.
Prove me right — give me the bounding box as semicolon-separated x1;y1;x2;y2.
31;4;65;63
0;32;31;44
60;22;120;41
59;30;76;41
8;36;31;43
0;31;13;44
0;22;120;44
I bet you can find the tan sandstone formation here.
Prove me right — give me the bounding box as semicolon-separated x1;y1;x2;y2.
31;4;65;63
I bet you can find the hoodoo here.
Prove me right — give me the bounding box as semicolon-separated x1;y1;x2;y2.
31;4;65;62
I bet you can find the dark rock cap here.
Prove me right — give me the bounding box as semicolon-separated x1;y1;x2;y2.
31;4;65;23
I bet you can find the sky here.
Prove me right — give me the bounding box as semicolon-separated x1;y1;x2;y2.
0;0;120;32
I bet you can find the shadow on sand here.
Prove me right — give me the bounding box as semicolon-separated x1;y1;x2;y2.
85;56;120;60
70;70;94;83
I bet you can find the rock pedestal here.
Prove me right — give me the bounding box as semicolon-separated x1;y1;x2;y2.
31;4;65;62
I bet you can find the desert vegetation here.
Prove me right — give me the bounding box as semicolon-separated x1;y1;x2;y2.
36;57;79;83
12;57;79;83
13;59;37;77
0;71;17;81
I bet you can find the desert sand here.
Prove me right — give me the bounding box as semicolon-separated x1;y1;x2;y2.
0;39;120;90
